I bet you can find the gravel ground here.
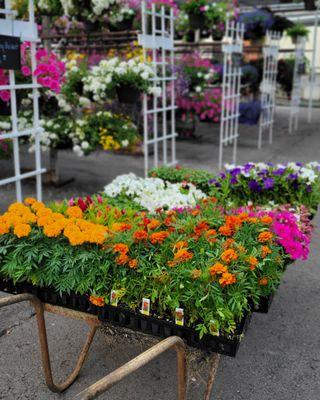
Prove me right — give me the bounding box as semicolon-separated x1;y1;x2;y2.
0;107;320;399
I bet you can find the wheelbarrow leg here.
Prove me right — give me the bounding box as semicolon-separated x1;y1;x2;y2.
0;293;100;393
204;354;221;400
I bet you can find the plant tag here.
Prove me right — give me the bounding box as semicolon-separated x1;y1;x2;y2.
175;308;184;326
141;298;150;316
110;290;118;307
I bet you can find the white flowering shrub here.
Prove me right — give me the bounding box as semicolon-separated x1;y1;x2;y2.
104;173;207;213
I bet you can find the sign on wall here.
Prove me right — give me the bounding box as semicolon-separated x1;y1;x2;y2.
0;34;21;70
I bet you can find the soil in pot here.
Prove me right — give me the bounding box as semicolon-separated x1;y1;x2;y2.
116;85;141;104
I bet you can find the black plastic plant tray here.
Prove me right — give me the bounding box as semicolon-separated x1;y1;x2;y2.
0;277;250;357
97;305;251;357
252;292;275;314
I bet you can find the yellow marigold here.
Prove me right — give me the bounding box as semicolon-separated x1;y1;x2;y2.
258;231;273;243
221;249;238;264
209;263;228;276
24;197;37;206
191;269;202;279
13;223;31;238
0;222;9;235
219;272;237;287
43;223;63;238
66;206;83;219
8;202;29;215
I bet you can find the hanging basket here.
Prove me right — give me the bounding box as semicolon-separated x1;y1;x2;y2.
188;13;205;30
116;84;141;104
109;17;134;32
212;30;224;42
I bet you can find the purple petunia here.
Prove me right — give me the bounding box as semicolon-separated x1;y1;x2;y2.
248;180;262;192
263;177;274;190
273;168;286;176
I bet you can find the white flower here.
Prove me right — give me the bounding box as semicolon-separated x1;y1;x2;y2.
121;139;129;148
195;86;202;93
81;141;90;150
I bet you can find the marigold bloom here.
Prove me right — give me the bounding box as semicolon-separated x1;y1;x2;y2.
191;209;200;216
133;230;148;241
37;208;53;218
259;277;268;286
24;197;37;206
116;253;129;265
205;229;217;243
66;232;85;246
221;249;238;264
43;223;62;238
174;248;193;263
248;256;258;271
258;231;273;243
112;222;132;232
191;269;202;279
194;221;209;236
222;238;235;249
149;231;169;244
89;295;105;307
113;243;129;254
0;222;9;235
260;216;273;225
219;272;237;287
66;206;83;219
129;259;138;269
247;217;258;224
147;219;161;230
31;201;46;212
261;246;272;258
219;224;233;236
209;263;228;276
13;223;31;238
174;241;189;251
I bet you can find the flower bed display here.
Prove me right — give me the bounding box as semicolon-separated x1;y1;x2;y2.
0;192;305;356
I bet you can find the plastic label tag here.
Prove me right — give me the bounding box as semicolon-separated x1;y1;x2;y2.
110;290;118;307
175;308;184;326
141;298;150;316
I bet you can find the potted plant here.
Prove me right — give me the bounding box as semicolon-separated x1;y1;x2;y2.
286;22;309;45
239;9;274;45
83;57;160;104
108;0;139;31
204;1;238;42
181;0;208;30
37;0;63;17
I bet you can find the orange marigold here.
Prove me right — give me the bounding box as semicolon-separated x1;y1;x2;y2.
66;232;85;246
221;249;238;264
133;230;148;241
205;229;217;243
66;206;83;219
174;241;189;251
219;272;237;287
116;253;129;265
149;231;170;244
258;231;273;243
89;295;105;307
129;259;138;269
260;216;273;225
147;219;161;230
0;222;9;235
209;263;228;276
261;246;272;258
13;223;31;238
248;256;258;271
174;249;193;263
24;197;37;206
113;243;129;254
219;224;233;237
194;221;209;236
259;277;268;286
112;222;132;232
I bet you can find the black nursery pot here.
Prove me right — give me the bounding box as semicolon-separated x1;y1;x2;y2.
116;85;141;104
0;101;11;116
188;13;205;30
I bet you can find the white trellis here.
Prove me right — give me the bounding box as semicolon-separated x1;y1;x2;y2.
0;0;44;202
289;37;306;134
138;0;177;177
219;20;244;170
258;30;281;149
308;5;319;122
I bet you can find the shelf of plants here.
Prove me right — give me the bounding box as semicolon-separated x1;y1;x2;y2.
0;162;318;356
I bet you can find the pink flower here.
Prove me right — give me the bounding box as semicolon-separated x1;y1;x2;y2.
21;66;32;77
